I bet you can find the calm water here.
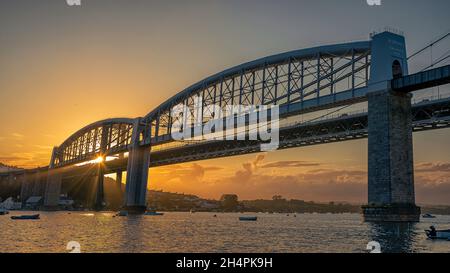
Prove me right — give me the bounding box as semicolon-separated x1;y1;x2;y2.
0;211;449;253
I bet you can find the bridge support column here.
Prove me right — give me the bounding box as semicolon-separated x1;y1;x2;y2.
94;165;105;211
44;170;62;210
363;89;420;222
124;118;150;214
19;173;31;205
116;171;123;184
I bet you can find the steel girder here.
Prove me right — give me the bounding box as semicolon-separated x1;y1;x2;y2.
143;42;371;145
52;118;135;168
148;97;450;167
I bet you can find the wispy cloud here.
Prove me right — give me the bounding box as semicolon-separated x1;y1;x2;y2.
262;161;320;168
151;156;450;205
42;134;56;138
0;152;47;168
34;145;53;150
416;162;450;173
11;133;24;138
0;156;28;162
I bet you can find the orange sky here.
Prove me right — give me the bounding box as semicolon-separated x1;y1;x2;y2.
1;1;450;204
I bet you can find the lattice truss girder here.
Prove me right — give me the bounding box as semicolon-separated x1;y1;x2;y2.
150;48;371;140
150;114;370;166
411;101;450;131
54;122;134;167
149;98;450;166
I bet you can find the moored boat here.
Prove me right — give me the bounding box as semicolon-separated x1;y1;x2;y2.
144;211;164;216
422;213;436;218
11;214;40;220
0;208;9;215
116;210;128;217
239;216;257;221
425;229;450;239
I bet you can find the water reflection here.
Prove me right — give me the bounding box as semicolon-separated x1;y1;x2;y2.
368;222;418;253
1;212;448;253
119;215;147;252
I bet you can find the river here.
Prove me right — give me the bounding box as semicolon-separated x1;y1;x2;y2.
0;211;449;253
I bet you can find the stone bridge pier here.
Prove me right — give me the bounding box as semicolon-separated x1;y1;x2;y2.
362;32;420;222
363;89;420;222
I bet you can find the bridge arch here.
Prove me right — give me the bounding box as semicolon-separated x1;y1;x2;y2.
143;41;372;143
51;118;136;168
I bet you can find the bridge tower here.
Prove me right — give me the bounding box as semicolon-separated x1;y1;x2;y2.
43;147;62;210
363;31;420;222
123;118;151;214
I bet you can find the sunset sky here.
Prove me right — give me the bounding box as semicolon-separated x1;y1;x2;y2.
1;0;450;204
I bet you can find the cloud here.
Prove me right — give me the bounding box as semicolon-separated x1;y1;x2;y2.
0;156;29;162
150;156;450;205
254;154;265;166
415;173;450;205
42;134;56;138
261;161;321;168
152;163;223;185
416;162;450;173
11;133;24;138
0;152;47;168
34;145;53;150
208;155;369;201
299;169;367;184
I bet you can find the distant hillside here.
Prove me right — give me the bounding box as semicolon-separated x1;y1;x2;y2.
0;163;22;173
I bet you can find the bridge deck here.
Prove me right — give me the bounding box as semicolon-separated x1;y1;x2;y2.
148;96;450;167
392;65;450;93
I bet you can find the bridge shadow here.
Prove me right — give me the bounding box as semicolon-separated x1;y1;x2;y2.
367;222;419;253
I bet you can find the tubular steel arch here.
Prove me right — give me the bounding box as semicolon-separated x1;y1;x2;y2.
51;118;135;168
143;41;372;144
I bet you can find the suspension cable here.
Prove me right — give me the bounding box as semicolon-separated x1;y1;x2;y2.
407;32;450;60
420;54;450;72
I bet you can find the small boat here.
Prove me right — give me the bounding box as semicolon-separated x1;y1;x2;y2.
144;211;164;216
422;213;436;218
11;214;40;220
425;229;450;240
116;211;128;217
239;216;257;221
0;209;9;215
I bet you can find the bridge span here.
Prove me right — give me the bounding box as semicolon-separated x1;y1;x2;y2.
2;31;449;221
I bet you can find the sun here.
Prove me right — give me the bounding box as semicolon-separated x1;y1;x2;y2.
94;156;104;163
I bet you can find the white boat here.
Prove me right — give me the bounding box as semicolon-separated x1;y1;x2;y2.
144;210;164;216
425;229;450;239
